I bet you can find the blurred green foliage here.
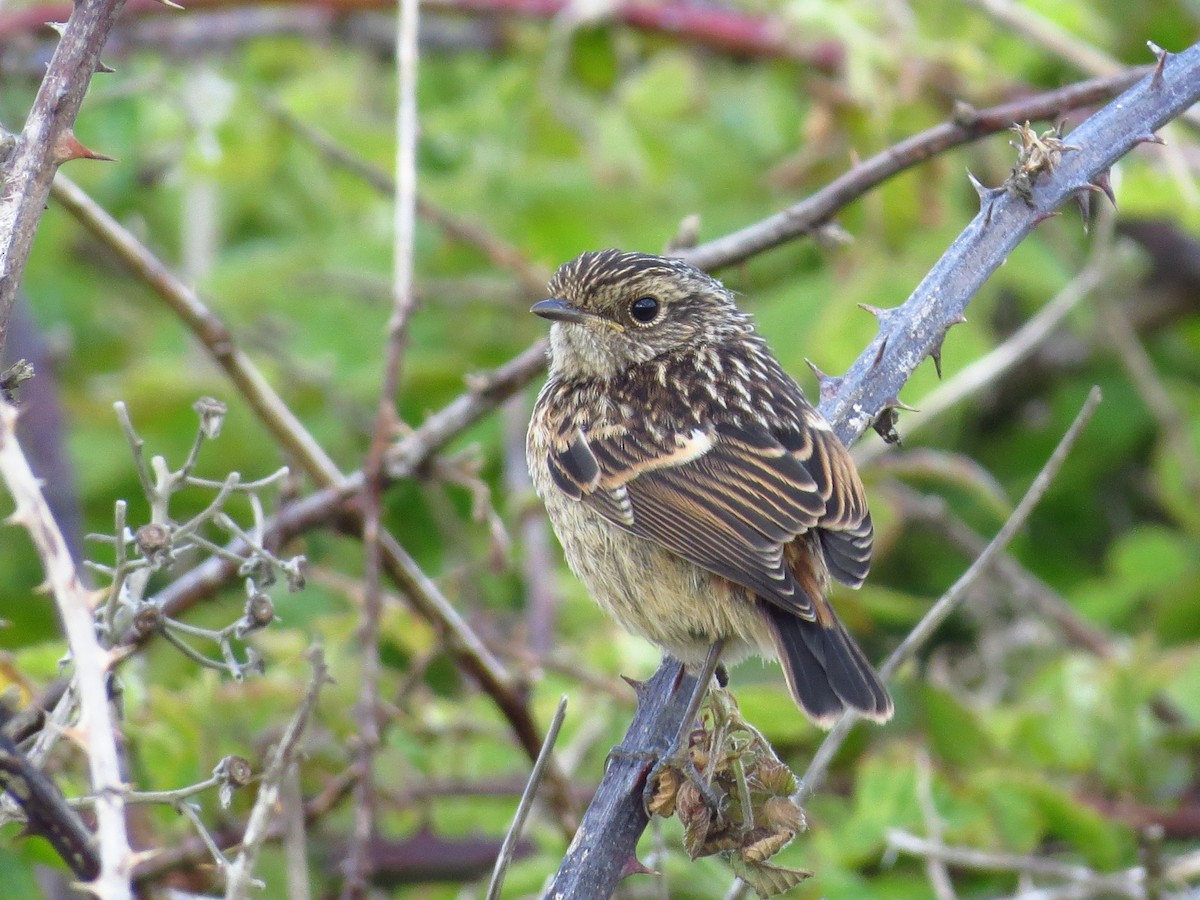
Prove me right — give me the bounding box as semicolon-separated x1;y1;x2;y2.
1;0;1199;896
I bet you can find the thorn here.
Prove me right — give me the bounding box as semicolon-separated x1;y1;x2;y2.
621;674;649;700
872;336;888;368
966;169;990;200
882;396;918;413
857;303;899;330
45;21;67;35
805;359;844;404
932;314;968;373
1090;169;1117;208
156;0;186;8
968;170;1000;225
52;131;116;165
620;856;659;879
1147;41;1168;88
1031;210;1062;228
96;58;115;74
1133;133;1165;146
1075;189;1092;232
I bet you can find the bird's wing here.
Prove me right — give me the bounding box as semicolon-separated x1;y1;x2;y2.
545;414;871;619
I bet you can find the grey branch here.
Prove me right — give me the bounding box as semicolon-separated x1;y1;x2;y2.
0;0;127;357
225;647;329;899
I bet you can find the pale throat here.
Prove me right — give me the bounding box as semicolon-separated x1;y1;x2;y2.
549;322;642;380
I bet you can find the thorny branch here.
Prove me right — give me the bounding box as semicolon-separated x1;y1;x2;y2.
0;401;133;899
549;42;1200;897
0;0;127;360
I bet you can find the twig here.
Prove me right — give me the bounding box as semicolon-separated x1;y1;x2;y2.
0;0;845;70
49;174;344;488
802;386;1102;798
885;829;1143;897
343;0;422;889
282;765;312;900
679;69;1149;272
485;694;568;900
225;647;329;899
132;767;358;886
0;0;127;358
1097;292;1200;504
0;401;133;899
915;750;957;900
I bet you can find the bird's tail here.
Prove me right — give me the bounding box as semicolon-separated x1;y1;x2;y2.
762;601;893;728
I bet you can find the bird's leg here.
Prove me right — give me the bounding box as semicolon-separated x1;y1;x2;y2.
642;638;726;814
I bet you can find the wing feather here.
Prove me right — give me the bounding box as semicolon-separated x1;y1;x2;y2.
540;357;873;612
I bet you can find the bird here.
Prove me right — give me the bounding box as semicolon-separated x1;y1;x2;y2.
526;249;892;727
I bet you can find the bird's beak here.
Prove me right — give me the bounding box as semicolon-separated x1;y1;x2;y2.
530;298;625;331
530;298;590;324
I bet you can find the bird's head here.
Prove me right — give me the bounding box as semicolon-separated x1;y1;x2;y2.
533;249;749;380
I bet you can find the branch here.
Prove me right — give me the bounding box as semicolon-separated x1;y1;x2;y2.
549;41;1200;896
0;0;845;70
225;648;329;898
677;69;1148;273
0;401;133;899
344;0;422;889
48;171;576;829
0;0;127;358
802;387;1102;797
48;174;345;487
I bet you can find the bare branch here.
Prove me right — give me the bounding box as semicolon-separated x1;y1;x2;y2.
0;401;133;899
802;386;1102;797
486;694;569;900
344;0;423;890
225;647;329;899
678;70;1150;273
0;0;127;357
49;175;345;488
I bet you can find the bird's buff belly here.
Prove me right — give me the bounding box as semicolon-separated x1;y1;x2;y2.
542;495;774;668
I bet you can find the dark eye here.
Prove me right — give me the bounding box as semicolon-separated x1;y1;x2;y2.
629;296;660;324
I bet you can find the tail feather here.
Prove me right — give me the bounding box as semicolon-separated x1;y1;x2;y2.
762;601;893;728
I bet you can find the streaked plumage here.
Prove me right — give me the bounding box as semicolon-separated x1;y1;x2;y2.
527;249;892;726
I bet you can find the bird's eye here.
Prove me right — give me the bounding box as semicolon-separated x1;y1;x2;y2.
629;296;660;324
